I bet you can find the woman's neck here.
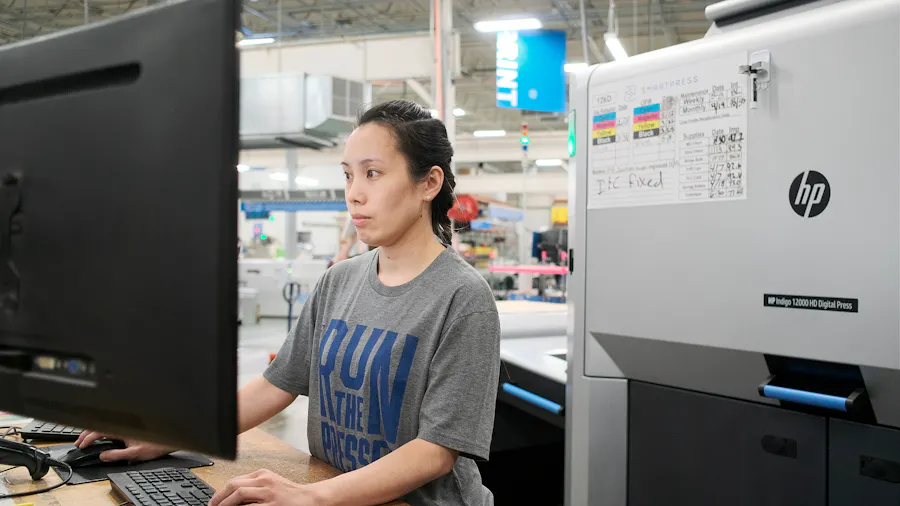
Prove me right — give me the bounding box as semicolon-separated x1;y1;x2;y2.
377;221;446;287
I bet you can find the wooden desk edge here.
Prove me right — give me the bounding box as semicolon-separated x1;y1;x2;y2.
3;428;407;506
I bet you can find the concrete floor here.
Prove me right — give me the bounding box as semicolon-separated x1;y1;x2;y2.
238;319;310;454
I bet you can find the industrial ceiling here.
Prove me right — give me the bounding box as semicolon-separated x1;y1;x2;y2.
0;0;716;136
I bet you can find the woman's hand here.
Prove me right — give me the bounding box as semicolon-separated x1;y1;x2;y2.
73;430;175;463
207;469;329;506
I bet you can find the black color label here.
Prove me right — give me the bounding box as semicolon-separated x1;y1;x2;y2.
633;128;660;140
764;294;858;313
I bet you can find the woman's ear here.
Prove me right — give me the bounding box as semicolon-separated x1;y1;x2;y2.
421;166;445;201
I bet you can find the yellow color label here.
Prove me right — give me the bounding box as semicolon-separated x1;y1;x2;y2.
633;120;660;132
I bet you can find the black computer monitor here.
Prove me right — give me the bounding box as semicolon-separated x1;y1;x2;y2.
0;0;239;459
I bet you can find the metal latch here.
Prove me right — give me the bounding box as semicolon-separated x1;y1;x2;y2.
738;50;770;109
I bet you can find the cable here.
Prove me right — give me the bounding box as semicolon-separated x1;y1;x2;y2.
0;426;21;475
0;458;73;500
0;427;22;475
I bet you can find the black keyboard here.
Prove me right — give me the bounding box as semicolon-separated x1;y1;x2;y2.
109;468;216;506
19;420;82;441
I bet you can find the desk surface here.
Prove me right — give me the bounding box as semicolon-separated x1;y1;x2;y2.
4;428;406;506
500;336;568;384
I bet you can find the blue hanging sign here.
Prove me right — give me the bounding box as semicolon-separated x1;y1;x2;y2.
241;201;348;212
496;30;567;113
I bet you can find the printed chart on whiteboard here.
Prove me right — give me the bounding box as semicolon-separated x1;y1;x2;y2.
587;52;749;210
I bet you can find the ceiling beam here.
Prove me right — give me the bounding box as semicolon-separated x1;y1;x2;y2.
404;78;433;106
587;36;608;64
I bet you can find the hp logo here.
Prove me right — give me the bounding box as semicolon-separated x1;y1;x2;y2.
789;171;830;218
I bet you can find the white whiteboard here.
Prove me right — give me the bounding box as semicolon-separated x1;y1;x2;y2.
587;52;750;210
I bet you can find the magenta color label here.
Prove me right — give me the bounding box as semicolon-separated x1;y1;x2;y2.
634;112;660;123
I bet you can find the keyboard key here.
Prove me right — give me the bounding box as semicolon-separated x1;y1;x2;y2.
110;467;215;506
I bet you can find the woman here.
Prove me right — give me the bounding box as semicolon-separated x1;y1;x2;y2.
76;100;502;506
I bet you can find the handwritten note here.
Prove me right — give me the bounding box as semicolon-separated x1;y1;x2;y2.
587;52;749;210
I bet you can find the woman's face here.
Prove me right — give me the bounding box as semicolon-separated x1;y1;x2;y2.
341;123;427;247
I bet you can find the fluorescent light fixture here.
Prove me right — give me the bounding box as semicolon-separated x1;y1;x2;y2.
535;159;564;167
238;37;275;47
237;164;250;172
474;17;541;33
294;176;319;187
473;130;507;138
604;33;628;61
564;62;589;73
429;108;465;118
269;172;289;181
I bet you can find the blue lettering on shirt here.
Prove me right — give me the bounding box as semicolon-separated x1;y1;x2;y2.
317;319;419;471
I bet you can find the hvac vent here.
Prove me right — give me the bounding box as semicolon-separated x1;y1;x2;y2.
240;73;371;150
331;78;365;118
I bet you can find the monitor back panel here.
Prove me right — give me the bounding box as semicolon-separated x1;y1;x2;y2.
0;0;240;457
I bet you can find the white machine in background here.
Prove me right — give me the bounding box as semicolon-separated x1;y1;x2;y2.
483;301;569;504
496;300;567;339
238;258;328;318
567;0;900;505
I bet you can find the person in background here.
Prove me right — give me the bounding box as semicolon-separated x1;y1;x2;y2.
76;99;502;506
329;214;368;267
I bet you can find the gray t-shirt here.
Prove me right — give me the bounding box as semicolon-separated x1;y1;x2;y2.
264;247;501;505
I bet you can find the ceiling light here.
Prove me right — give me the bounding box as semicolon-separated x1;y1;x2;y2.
453;108;465;117
429;109;439;118
535;159;564;167
604;33;628;61
473;130;507;138
269;172;289;181
237;37;275;47
473;18;542;33
237;164;250;172
564;63;589;73
294;176;319;187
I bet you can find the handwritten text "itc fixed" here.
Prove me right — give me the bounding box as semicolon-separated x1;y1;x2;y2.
598;171;664;194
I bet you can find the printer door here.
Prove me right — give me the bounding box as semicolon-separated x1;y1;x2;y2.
628;381;826;506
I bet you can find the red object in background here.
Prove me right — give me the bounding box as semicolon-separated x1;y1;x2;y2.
448;194;479;222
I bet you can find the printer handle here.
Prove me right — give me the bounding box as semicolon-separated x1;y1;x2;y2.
758;376;868;413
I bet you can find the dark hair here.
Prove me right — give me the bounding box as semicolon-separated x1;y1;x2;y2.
357;100;456;246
